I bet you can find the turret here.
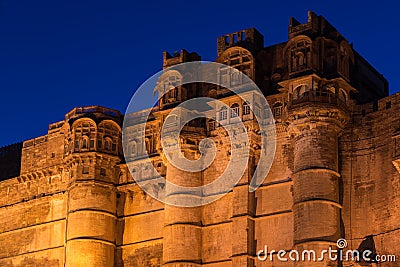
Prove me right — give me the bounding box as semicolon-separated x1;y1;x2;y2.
285;75;350;266
63;106;122;267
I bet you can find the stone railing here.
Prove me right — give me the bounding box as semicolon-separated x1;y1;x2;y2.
288;91;348;111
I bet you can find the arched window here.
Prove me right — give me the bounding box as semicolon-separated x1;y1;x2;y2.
219;106;228;120
98;121;121;154
72;119;96;152
219;47;254;80
339;46;350;78
160;73;181;104
297;52;305;66
104;138;111;151
339;89;347;103
81;137;88;150
119;172;126;184
293;85;308;100
230;103;240;118
286;38;312;73
130;141;137;157
145;138;152;155
167;87;177;100
327;86;336;95
243;102;250;115
273;102;283;117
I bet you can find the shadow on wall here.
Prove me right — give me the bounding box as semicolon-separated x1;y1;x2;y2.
357;235;377;266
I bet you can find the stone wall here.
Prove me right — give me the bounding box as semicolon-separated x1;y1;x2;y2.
341;92;400;265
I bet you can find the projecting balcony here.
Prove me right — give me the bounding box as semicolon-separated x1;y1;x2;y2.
287;91;348;111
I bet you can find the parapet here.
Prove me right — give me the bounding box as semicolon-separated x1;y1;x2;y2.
217;27;264;56
163;49;201;68
65;106;123;126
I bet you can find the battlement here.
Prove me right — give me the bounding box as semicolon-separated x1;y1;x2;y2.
163;49;201;68
289;11;341;40
217;27;264;56
353;91;400;116
23;136;48;149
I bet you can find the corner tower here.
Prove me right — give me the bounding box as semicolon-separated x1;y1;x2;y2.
63;106;123;267
283;12;354;266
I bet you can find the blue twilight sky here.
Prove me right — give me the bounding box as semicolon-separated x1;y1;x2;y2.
0;0;399;147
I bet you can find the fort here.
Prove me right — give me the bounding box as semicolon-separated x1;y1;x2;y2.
0;11;399;267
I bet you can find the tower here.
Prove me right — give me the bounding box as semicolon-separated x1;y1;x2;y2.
63;107;122;267
284;12;354;266
287;77;350;266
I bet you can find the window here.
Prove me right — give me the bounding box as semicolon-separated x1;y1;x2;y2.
208;120;216;131
339;89;348;104
243;102;250;115
231;70;241;86
145;138;152;155
219;106;228;120
338;45;350;78
104;139;111;151
220;68;230;85
293;85;308;100
160;73;181;104
81;138;88;149
97;139;102;149
167;87;177;100
100;168;106;176
230;103;240;118
130;141;137;157
273;102;283;117
288;39;311;73
297;52;305;66
97;122;121;154
221;48;253;80
82;166;89;174
73;120;96;152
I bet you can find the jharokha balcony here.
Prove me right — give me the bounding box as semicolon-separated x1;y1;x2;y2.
287;90;348;111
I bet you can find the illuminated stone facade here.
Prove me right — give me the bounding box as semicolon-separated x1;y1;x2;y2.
0;12;399;267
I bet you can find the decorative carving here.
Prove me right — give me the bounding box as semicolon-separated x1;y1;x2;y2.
288;39;311;73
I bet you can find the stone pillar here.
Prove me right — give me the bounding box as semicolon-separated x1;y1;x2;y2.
288;108;349;266
162;144;203;267
65;154;118;267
